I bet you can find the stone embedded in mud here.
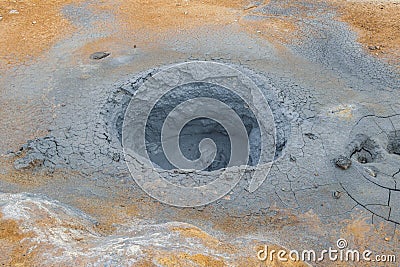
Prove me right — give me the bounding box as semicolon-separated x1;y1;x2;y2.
90;51;110;60
332;191;342;199
364;166;377;177
335;155;352;170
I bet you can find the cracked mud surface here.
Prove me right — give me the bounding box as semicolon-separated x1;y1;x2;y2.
1;0;400;266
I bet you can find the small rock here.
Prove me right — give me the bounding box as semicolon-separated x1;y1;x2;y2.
112;153;120;162
9;9;19;14
368;45;381;50
223;195;231;200
357;155;368;164
6;150;15;155
364;167;377;177
244;4;258;10
0;15;3;21
384;237;391;242
335;155;352;170
332;191;341;199
90;51;110;60
304;133;318;140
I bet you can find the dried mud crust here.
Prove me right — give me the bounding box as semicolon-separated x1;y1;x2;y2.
335;114;400;224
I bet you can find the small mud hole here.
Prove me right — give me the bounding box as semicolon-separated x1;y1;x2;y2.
387;131;400;156
349;134;383;164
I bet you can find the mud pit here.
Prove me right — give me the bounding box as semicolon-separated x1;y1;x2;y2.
1;0;400;266
140;85;263;171
111;65;290;171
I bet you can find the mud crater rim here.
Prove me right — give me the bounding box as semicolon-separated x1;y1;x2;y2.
105;64;291;172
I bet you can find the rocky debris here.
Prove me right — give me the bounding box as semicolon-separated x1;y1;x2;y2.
334;155;352;170
90;51;110;60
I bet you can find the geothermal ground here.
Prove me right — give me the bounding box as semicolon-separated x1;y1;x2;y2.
0;0;400;266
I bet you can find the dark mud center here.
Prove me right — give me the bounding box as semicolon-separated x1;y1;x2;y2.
144;82;261;171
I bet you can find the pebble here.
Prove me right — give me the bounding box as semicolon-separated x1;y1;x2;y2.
90;52;110;60
304;133;318;140
332;191;341;199
244;4;258;10
335;155;352;170
364;167;377;177
9;9;19;14
112;153;120;162
368;45;381;50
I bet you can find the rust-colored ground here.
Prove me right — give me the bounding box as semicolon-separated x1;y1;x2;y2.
0;99;52;155
1;0;399;266
0;0;82;67
1;0;299;67
1;0;399;67
334;0;400;65
0;213;36;266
